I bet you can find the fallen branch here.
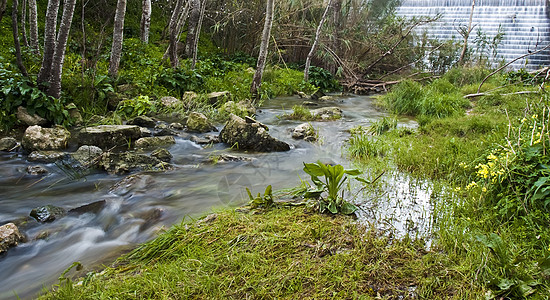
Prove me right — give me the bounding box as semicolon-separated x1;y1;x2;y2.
464;90;540;99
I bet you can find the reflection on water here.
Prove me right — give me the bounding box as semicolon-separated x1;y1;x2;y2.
0;94;432;299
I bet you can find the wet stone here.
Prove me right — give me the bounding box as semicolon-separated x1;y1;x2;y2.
79;125;142;150
151;148;173;162
127;116;156;128
28;151;67;163
30;205;66;222
26;165;48;175
22;125;71;152
0;137;18;151
71;145;103;166
169;122;185;130
68;200;107;215
135;136;176;149
0;223;25;255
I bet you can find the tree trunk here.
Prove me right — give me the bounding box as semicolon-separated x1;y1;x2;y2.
163;1;189;61
304;0;332;82
184;0;200;58
108;0;127;77
12;0;28;77
28;0;39;54
37;0;60;87
140;0;151;43
190;0;206;69
458;0;476;66
329;0;342;74
250;0;275;100
168;0;185;68
0;0;7;22
47;0;77;98
21;0;28;47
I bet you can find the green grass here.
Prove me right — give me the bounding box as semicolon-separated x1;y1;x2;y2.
40;207;478;299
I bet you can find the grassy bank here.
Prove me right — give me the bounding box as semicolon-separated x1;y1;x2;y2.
40;207;479;299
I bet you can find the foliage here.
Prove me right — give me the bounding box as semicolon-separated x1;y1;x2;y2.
302;161;369;215
368;116;397;135
116;95;156;119
246;185;274;209
307;66;340;92
348;133;387;160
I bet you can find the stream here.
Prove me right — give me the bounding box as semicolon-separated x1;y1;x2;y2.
0;94;434;299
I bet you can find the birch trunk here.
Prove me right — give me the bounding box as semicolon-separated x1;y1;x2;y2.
21;0;28;47
190;0;206;69
140;0;151;43
184;0;200;58
304;0;332;82
48;0;77;98
250;0;275;99
108;0;127;77
37;0;60;87
12;0;28;77
28;0;39;54
168;0;185;68
163;1;189;61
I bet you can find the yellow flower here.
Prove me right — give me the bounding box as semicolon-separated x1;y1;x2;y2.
467;182;477;190
521;118;527;123
487;154;498;161
454;187;461;192
532;114;538;119
482;187;487;192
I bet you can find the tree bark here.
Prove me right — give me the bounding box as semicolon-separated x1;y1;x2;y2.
21;0;28;47
108;0;127;77
304;0;332;82
28;0;39;54
168;0;185;68
184;0;200;58
190;0;206;69
458;0;475;66
12;0;28;77
329;0;342;74
250;0;275;99
47;0;77;98
38;0;60;87
0;0;7;22
140;0;151;43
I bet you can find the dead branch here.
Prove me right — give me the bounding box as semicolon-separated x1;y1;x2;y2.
378;43;444;80
464;90;540;99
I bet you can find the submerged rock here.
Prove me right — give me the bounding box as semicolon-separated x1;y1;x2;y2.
28;151;67;163
79;125;142;150
22;125;71;152
154;124;176;136
0;223;25;255
127;116;156;128
311;107;343;120
17;106;48;126
207;154;255;164
135;136;176;149
26;165;49;175
72;145;104;166
109;174;155;196
169;122;185;130
219;114;291;152
190;134;220;145
151;148;173;162
291;123;317;142
0;137;18;152
98;152;172;174
186;112;217;133
30;205;66;222
68;200;107;215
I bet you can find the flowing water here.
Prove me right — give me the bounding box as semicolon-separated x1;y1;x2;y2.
396;0;550;69
1;95;435;299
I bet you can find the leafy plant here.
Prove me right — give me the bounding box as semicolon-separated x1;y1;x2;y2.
116;95;155;119
302;161;369;215
246;185;274;208
307;66;340;92
368;116;397;135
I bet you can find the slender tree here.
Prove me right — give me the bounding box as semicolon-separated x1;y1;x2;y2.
37;0;60;87
28;0;39;54
191;0;206;69
21;0;28;47
108;0;127;77
184;0;200;58
140;0;151;43
0;0;7;22
48;0;77;98
304;0;333;82
250;0;275;99
168;0;185;68
12;0;28;77
458;0;476;65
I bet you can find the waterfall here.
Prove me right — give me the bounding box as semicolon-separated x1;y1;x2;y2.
396;0;550;70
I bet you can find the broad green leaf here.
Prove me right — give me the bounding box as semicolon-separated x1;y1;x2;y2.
344;169;362;176
327;201;338;214
246;187;253;201
303;162;324;177
340;202;358;215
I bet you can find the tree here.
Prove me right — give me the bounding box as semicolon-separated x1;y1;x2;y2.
304;0;333;82
190;0;206;69
108;0;127;77
28;0;39;54
458;0;476;65
12;0;28;77
250;0;274;99
184;0;200;58
37;0;60;86
0;0;7;22
140;0;151;43
168;0;186;68
21;0;28;47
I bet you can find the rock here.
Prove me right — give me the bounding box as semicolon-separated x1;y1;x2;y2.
66;103;83;125
98;152;172;174
319;95;336;102
135;136;176;149
183;91;198;102
28;151;67;163
310;89;326;101
17;106;48;126
190;135;220;145
292;123;317;141
207;91;230;106
219;114;291;152
0;137;18;151
68;200;107;215
151;148;173;162
303;101;319;107
30;205;66;222
79;125;141;150
197;213;218;226
186;112;217;133
169;122;185;130
297;91;311;99
72;146;103;166
140;127;153;137
138;208;164;232
311;107;343;120
207;154;255;163
26;165;49;175
160;96;180;108
109;174;155;196
0;223;25;255
220;100;256;117
127;116;156;128
154;124;176;136
106;92;124;111
22;125;71;152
